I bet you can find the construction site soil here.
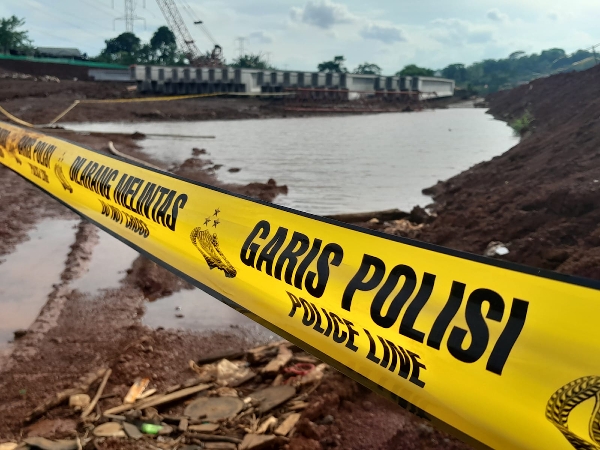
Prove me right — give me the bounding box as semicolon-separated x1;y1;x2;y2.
1;64;599;449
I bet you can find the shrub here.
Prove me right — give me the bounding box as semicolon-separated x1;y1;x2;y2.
509;110;534;136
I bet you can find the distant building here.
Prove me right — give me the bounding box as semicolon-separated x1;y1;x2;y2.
34;47;83;60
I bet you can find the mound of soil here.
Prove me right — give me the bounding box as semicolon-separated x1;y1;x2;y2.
418;64;600;279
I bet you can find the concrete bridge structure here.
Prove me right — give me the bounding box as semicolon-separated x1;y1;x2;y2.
131;65;455;100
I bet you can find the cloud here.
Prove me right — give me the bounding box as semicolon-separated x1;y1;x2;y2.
248;31;273;44
486;8;509;22
431;18;494;46
290;0;356;29
547;12;559;21
360;23;406;44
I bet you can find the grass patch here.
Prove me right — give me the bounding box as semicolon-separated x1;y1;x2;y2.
509;110;534;136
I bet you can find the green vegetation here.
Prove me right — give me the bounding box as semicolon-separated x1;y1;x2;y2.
509;110;534;136
0;16;32;55
95;27;186;65
441;48;597;95
396;64;434;77
230;53;276;70
317;55;347;73
353;62;382;75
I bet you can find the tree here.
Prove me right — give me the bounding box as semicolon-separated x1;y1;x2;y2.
396;64;434;77
317;55;347;73
353;62;381;75
150;26;177;65
442;63;467;82
0;16;32;54
230;53;275;70
96;32;141;64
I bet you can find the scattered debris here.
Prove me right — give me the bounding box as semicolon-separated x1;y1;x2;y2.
249;386;296;414
0;444;18;450
124;377;150;404
13;341;326;450
184;397;244;421
275;413;301;436
123;421;143;440
484;241;510;257
0;72;60;82
93;422;126;438
22;438;77;450
68;394;90;411
262;345;293;374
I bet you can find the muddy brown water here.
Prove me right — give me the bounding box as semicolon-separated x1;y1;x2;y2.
65;109;518;214
69;228;139;296
0;218;78;351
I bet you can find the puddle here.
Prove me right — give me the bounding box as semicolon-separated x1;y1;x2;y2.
0;219;79;348
70;228;139;296
144;288;275;341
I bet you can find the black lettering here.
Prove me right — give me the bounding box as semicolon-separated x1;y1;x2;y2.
407;350;426;387
166;193;187;231
151;187;169;222
140;183;158;218
343;319;359;352
274;232;310;284
305;243;343;298
447;288;505;363
113;174;129;206
427;281;466;350
322;307;333;337
256;227;288;276
389;342;412;379
155;189;174;224
363;328;380;364
341;254;386;311
329;312;347;344
124;177;142;210
487;298;529;375
299;297;316;326
370;264;417;328
310;303;325;334
294;239;321;289
240;221;270;268
377;336;391;368
400;273;436;343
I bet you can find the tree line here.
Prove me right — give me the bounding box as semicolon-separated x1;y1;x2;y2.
1;15;597;94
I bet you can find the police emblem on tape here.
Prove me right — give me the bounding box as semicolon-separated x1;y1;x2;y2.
546;376;600;449
190;208;237;278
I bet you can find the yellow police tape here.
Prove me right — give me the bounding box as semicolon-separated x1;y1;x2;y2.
1;120;599;450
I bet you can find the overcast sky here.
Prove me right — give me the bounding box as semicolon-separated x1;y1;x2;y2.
1;0;598;73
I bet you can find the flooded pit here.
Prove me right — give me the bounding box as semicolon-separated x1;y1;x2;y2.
0;219;79;350
65;108;518;215
69;228;139;297
143;288;275;341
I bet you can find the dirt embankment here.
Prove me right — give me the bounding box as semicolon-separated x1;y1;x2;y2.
363;64;600;280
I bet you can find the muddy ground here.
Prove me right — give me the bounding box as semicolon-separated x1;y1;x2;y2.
2;63;599;449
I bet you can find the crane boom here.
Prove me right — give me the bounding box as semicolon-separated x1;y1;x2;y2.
155;0;202;61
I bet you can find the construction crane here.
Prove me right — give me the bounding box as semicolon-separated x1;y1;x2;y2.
154;0;223;66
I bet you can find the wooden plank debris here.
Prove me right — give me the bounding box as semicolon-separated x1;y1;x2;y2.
103;383;211;415
274;413;301;436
